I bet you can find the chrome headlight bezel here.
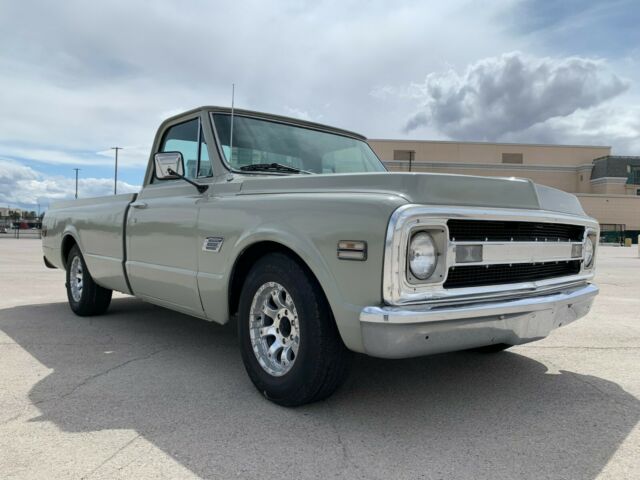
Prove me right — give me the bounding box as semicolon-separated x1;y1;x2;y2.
583;228;598;270
584;236;594;267
383;211;450;304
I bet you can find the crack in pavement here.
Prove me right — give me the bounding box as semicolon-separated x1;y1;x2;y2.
0;407;28;427
322;397;377;480
33;344;176;408
81;433;142;480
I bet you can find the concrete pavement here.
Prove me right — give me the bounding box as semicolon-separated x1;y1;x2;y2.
0;239;638;479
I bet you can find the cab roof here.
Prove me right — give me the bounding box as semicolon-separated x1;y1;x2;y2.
163;106;367;141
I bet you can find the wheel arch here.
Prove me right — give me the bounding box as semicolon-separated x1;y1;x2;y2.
61;233;79;268
228;240;335;321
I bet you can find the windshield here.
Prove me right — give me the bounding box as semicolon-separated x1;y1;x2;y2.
212;113;386;174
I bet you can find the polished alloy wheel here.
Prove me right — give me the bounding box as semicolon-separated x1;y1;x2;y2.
70;256;84;302
249;282;300;376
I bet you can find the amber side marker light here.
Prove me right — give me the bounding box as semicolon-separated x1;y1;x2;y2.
337;240;367;261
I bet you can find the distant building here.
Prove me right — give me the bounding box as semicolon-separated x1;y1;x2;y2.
0;207;22;218
368;139;640;242
590;156;640;195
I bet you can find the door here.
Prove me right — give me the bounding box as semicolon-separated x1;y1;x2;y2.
126;116;212;316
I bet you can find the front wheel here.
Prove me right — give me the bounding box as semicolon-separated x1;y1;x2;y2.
238;253;351;406
66;245;112;316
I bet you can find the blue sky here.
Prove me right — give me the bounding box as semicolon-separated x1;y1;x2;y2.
507;0;640;56
1;0;639;210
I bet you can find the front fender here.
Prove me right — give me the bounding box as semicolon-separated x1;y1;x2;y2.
196;192;407;352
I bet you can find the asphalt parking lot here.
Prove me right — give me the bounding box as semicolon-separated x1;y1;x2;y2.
0;239;638;479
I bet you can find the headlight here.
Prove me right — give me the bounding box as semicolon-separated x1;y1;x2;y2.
584;235;595;267
409;232;437;280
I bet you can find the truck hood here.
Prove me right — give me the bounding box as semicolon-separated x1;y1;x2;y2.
238;172;586;217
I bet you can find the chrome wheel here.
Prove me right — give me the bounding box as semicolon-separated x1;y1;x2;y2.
70;256;83;302
249;282;300;377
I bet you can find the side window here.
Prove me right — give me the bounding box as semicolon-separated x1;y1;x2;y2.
160;119;199;179
322;147;367;173
198;128;213;177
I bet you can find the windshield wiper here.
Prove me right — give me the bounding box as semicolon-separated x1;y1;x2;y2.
239;163;313;174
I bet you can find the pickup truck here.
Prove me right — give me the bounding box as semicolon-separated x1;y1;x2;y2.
42;106;599;406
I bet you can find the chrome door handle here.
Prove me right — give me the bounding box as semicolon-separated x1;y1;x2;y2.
131;201;148;209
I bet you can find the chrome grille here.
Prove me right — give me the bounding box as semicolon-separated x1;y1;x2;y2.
448;219;585;242
445;219;587;289
381;205;596;306
444;261;582;289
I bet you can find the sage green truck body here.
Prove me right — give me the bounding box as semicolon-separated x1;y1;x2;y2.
42;107;599;357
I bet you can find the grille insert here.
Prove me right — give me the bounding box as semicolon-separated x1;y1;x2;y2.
448;219;584;242
443;261;582;289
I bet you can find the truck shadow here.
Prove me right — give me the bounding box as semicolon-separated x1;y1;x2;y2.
1;297;638;479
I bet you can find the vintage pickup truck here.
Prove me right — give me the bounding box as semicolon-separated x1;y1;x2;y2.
42;106;599;406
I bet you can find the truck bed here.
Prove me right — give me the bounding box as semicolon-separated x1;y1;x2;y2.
42;193;138;294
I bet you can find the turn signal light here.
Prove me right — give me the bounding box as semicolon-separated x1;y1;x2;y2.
337;240;367;261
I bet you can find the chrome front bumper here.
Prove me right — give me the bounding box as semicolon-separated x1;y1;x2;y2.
359;283;598;359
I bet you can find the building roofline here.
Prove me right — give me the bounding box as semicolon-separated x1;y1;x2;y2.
576;193;640;199
382;159;593;172
368;138;611;149
592;155;640;161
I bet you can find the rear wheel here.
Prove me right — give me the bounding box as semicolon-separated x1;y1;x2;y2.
66;245;112;316
238;252;351;406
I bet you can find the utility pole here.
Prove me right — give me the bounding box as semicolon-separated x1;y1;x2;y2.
73;168;80;199
111;147;123;195
230;84;235;164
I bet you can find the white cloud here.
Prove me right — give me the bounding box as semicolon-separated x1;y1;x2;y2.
282;106;323;122
95;146;150;168
0;159;139;208
503;103;640;154
0;0;638;190
0;145;147;168
0;0;520;159
400;52;630;139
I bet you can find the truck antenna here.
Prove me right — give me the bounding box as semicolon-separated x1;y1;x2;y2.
229;83;235;164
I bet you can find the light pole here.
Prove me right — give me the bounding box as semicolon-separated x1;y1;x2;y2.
111;147;123;195
73;168;80;199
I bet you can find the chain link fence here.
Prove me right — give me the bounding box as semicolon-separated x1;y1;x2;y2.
0;219;42;239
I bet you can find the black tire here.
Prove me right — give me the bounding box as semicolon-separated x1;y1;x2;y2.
65;245;112;316
472;343;512;353
238;252;351;406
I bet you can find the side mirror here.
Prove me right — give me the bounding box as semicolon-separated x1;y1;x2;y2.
154;152;184;180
